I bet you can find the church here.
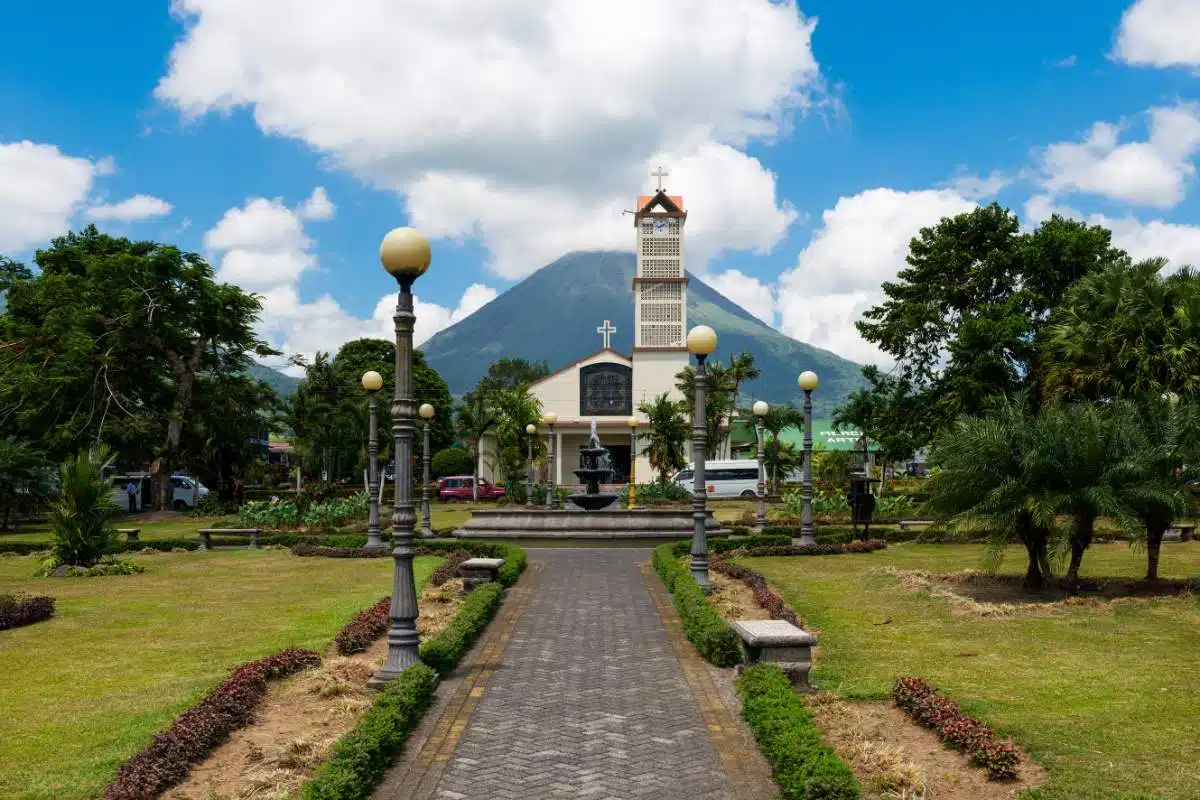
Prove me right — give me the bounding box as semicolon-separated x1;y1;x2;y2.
477;169;725;487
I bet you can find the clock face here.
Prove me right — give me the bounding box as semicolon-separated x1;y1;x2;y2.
653;218;669;233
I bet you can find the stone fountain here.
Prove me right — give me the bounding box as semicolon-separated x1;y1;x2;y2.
568;420;619;511
454;419;726;541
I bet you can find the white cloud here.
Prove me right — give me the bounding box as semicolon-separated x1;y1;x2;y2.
702;269;776;325
85;194;174;222
776;187;977;366
156;0;823;277
1036;103;1200;208
1052;54;1078;68
203;187;496;370
1113;0;1200;69
0;141;106;252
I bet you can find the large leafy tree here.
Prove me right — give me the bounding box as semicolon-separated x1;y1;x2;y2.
0;227;277;509
1042;260;1200;402
476;357;550;395
0;437;53;531
638;393;689;485
857;209;1129;446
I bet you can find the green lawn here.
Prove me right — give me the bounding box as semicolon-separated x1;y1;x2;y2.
743;542;1200;800
0;550;440;800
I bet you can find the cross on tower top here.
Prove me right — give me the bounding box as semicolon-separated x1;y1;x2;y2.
597;319;617;350
651;166;669;192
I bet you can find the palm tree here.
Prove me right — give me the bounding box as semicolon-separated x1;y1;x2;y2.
50;445;120;568
490;384;543;487
1119;395;1199;581
638;393;690;485
675;363;736;458
927;398;1057;592
760;403;802;491
726;350;761;407
455;391;498;501
765;440;803;494
1043;259;1200;402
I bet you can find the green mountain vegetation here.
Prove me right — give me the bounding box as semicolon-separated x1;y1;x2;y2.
420;251;865;415
246;362;301;397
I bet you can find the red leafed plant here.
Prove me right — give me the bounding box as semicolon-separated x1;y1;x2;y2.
0;593;55;631
892;676;1020;780
710;559;801;627
428;550;473;586
335;596;392;655
104;648;321;800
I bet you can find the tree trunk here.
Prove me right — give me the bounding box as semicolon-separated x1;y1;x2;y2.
472;449;480;501
1064;515;1095;594
157;348;202;511
1018;513;1047;592
1145;519;1170;582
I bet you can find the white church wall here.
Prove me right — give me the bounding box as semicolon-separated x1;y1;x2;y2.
631;350;687;414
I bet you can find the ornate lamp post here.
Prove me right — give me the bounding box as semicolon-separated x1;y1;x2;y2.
524;423;536;507
543;412;557;510
627;416;639;509
686;324;717;593
418;403;435;538
797;370;819;547
368;227;431;690
362;371;385;550
752;400;768;531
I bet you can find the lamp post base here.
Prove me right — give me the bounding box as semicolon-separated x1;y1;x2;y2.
366;631;421;689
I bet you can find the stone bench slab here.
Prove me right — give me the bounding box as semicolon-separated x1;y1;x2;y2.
197;528;261;550
459;557;505;591
461;557;505;570
731;619;816;691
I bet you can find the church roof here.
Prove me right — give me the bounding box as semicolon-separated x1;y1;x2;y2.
635;191;685;214
527;347;632;389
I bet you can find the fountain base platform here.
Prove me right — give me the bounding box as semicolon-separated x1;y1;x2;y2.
453;508;728;540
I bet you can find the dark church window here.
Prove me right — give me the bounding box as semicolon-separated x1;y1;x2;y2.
579;363;633;416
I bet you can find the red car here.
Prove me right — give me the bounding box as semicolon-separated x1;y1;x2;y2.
437;476;506;502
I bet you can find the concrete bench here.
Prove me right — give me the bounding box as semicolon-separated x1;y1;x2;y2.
117;528;141;542
459;557;505;591
197;528;261;551
1173;523;1195;542
898;520;933;532
731;619;817;691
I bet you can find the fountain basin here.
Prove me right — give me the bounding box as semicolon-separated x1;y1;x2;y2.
453;508;728;540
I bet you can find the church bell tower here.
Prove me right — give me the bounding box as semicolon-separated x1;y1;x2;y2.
631;166;689;411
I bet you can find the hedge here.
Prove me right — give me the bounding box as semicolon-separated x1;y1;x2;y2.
104;648;321;800
300;663;439;800
733;540;888;557
0;593;55;631
651;544;742;667
736;664;861;800
291;539;527;587
302;562;514;799
892;677;1020;780
669;534;792;557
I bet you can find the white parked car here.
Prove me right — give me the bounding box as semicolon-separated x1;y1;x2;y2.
110;473;210;512
672;459;763;499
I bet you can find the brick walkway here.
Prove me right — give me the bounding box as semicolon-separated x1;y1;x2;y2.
377;548;775;800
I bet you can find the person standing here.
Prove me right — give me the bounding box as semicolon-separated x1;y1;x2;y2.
125;480;139;514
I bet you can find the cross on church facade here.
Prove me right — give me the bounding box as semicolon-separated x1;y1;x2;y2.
597;320;617;349
651;166;669;191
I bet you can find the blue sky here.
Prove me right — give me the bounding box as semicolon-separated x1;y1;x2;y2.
2;0;1198;371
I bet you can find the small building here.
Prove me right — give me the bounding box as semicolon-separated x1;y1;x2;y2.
728;417;878;461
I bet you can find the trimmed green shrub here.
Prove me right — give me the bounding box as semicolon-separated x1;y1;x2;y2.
651;544;741;667
419;582;505;675
736;664;861;800
431;447;475;479
301;663;439;800
618;481;691;505
669;535;791;557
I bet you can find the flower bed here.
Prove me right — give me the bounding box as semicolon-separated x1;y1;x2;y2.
0;592;55;631
104;648;322;800
710;559;800;627
737;664;860;800
892;677;1020;780
334;597;391;656
735;540;888;557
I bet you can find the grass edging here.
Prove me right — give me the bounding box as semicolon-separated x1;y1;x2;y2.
736;664;861;800
301;549;523;800
651;543;742;667
0;592;55;631
103;648;322;800
892;677;1020;780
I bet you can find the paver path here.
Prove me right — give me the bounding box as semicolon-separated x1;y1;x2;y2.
378;548;774;800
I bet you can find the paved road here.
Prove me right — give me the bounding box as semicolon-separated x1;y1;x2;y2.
379;548;773;800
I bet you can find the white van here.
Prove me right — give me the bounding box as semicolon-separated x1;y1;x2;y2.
110;474;210;512
672;459;763;499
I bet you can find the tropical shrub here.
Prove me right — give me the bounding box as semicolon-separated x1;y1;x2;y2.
48;446;120;568
431;447;475;479
619;480;691;505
